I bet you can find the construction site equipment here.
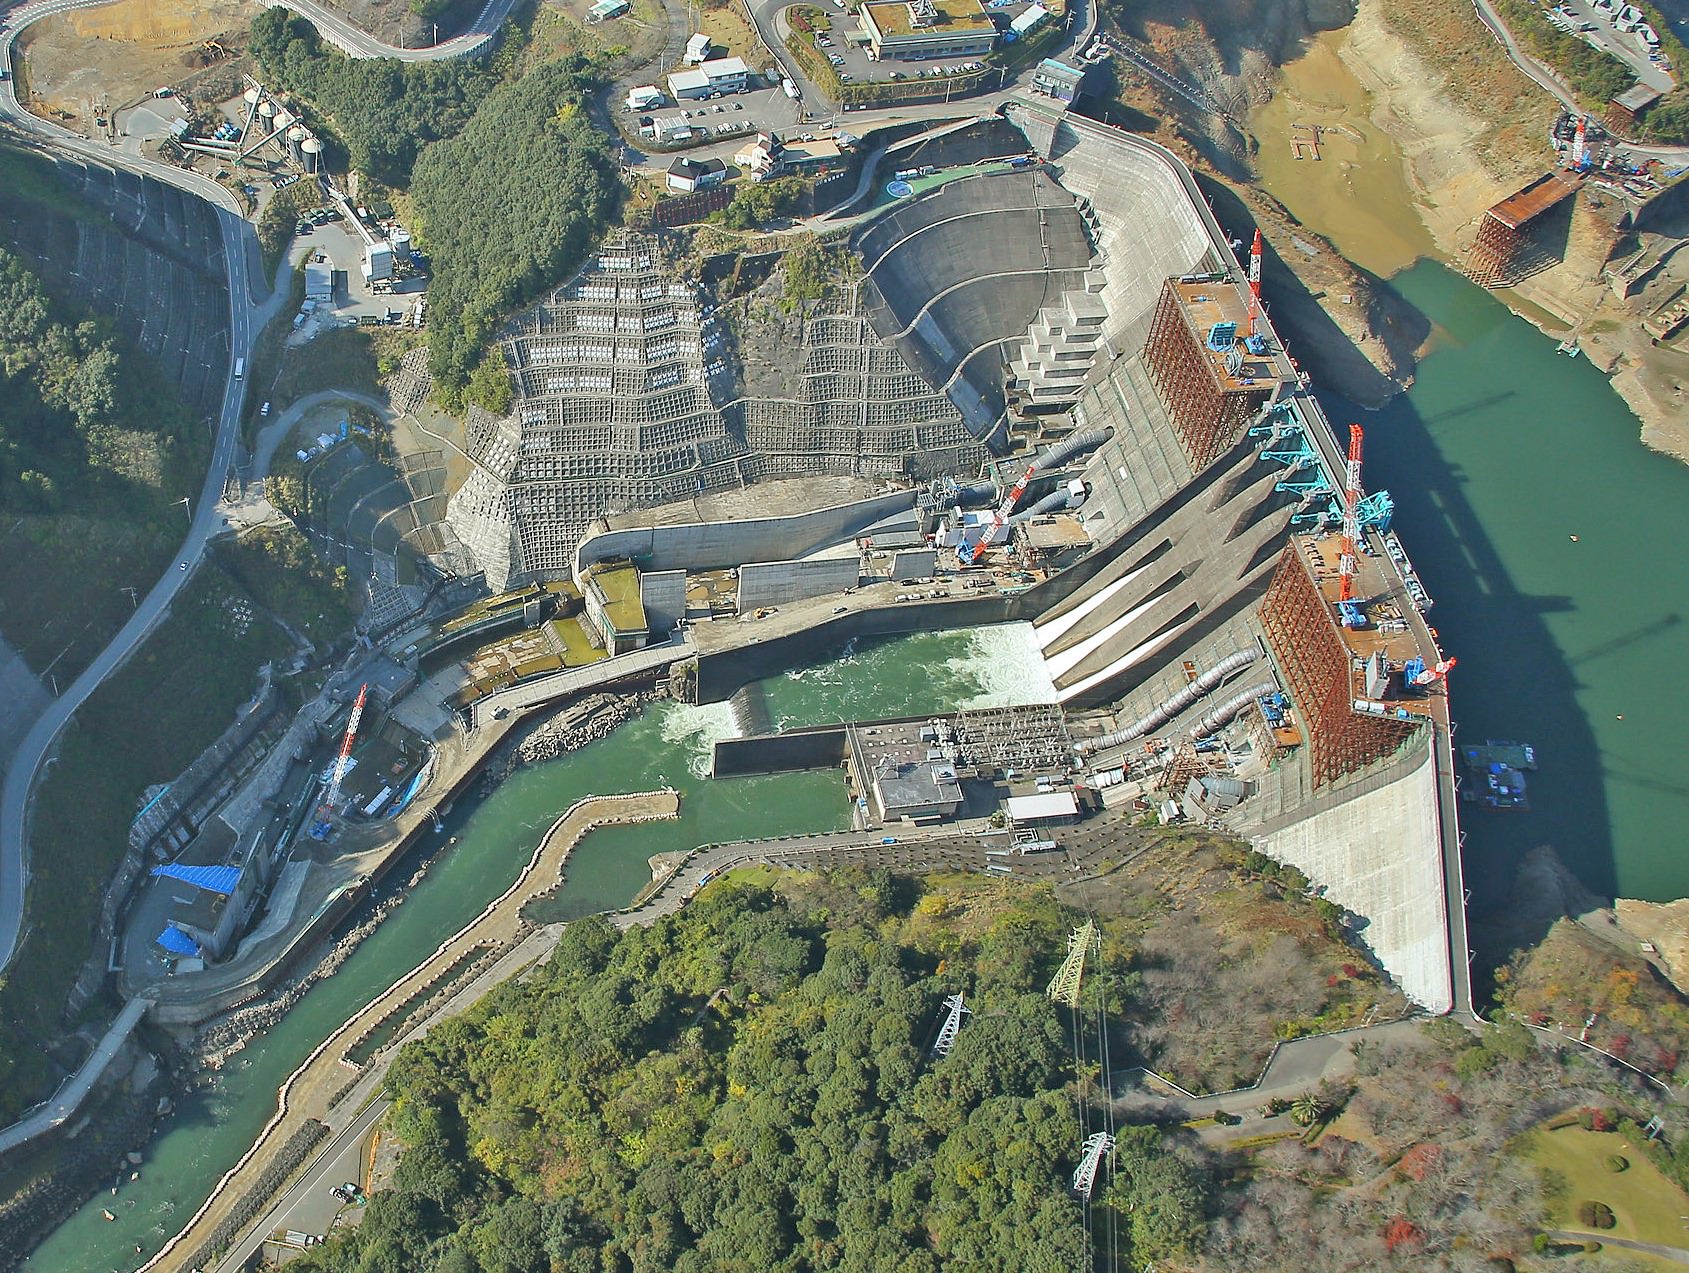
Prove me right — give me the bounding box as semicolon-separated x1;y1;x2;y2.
309;684;368;840
1188;680;1277;737
1338;423;1363;603
966;429;1110;563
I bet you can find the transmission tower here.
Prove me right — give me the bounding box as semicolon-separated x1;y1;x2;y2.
1046;919;1098;1007
1072;1130;1115;1201
930;993;971;1059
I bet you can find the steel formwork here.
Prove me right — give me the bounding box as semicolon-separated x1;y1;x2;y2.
1143;280;1273;472
1258;546;1417;788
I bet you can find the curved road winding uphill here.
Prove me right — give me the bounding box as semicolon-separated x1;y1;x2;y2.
257;0;520;59
0;0;263;974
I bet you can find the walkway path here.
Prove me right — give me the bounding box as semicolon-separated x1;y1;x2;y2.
146;790;678;1273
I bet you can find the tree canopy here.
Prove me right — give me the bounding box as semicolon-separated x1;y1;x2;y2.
0;246;189;513
249;9;508;187
287;871;1197;1272
408;60;621;398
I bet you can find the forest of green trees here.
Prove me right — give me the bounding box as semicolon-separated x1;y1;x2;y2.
249;12;620;402
408;61;620;400
249;9;507;187
0;245;192;514
287;872;1204;1273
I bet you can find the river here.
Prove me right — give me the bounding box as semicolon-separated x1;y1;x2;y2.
25;623;1058;1272
1337;259;1689;907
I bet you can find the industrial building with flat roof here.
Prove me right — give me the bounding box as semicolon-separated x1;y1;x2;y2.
859;0;998;60
668;56;750;99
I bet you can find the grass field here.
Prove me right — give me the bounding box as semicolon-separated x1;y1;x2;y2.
1530;1124;1689;1252
0;564;294;1122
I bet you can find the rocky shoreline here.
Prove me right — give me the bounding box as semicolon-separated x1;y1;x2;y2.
183;687;664;1077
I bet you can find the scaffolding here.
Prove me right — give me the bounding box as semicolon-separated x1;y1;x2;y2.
1257;545;1418;787
1143;279;1279;471
1462;173;1580;288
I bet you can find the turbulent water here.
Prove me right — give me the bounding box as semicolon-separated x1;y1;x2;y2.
29;623;1055;1272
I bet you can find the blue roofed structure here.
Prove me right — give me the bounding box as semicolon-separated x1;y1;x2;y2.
156;925;200;956
151;863;241;894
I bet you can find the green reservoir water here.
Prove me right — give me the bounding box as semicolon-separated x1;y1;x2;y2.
27;624;1057;1273
1332;260;1689;906
29;262;1689;1272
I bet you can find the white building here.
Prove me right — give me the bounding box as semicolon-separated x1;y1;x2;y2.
668;56;750;99
626;85;664;110
685;33;713;63
667;156;729;192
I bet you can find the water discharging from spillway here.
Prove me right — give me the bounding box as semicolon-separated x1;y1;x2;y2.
27;623;1055;1272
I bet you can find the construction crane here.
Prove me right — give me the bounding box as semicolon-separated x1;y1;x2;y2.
309;683;369;840
1245;228;1263;339
1338;423;1364;604
966;461;1037;564
1570;114;1588;171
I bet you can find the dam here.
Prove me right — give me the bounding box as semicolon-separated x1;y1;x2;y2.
424;100;1470;1016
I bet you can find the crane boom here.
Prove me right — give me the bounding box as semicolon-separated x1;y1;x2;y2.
1246;229;1263;338
1339;424;1364;603
321;683;369;816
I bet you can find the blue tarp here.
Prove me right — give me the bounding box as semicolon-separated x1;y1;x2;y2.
151;863;241;894
156;925;199;956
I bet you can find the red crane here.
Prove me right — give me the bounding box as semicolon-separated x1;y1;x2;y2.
1338;423;1364;603
1246;229;1263;339
309;683;368;839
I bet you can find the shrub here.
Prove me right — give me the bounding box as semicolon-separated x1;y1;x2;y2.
1575;1200;1616;1229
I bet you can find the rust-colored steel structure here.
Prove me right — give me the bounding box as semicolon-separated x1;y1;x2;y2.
1259;546;1417;788
1462;173;1579;288
1143;279;1276;471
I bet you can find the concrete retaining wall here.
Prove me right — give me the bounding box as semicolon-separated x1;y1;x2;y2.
712;728;848;777
572;491;916;581
1254;734;1454;1014
737;557;861;610
640;570;687;636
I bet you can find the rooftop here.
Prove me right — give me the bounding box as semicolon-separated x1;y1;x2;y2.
1005;790;1077;821
1613;83;1664;111
1295;531;1450;724
1488;173;1580;230
862;0;995;39
585;562;648;635
1168;277;1283;393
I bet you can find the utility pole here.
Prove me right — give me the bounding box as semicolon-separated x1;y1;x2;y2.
178;495;192;523
121;586;138;609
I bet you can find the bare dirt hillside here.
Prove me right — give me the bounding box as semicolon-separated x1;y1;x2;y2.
17;0;251;127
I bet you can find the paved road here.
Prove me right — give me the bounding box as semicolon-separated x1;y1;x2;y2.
212;1096;391;1273
0;0;272;974
258;0;519;59
1547;1232;1689;1263
1468;0;1689;163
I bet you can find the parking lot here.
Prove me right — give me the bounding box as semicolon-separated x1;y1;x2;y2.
800;7;990;89
1548;0;1675;91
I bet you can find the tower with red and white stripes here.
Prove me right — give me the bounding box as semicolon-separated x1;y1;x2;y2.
1246;229;1263;339
1338;423;1363;602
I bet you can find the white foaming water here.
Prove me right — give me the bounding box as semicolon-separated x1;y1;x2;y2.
657;698;743;779
950;622;1059;708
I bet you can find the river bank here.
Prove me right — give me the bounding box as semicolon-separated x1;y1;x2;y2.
1249;0;1689;463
